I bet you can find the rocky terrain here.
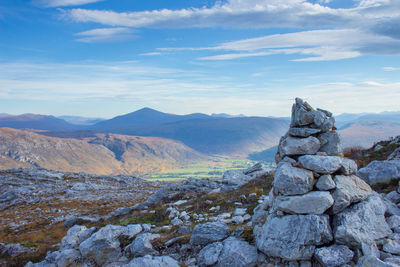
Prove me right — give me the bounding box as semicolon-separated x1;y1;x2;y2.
1;98;400;267
0;128;205;175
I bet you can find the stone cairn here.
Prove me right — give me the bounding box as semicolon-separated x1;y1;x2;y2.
254;98;393;266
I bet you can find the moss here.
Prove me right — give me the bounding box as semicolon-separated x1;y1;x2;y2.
117;206;170;226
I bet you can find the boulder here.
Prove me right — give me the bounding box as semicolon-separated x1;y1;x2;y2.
255;214;332;260
340;158;358;175
216;237;258;267
190;222;229;246
61;225;96;250
279;136;320;157
318;132;343;156
53;249;81;267
357;160;400;185
333;193;392;248
197;242;223;267
316;175;336;191
383;239;400;255
288;127;320;137
331;175;372;214
314;245;354;267
298;155;342;174
125;255;180;267
273;163;314;196
125;233;160;257
78;225;125;266
275;191;334;215
356;255;398;267
222;170;252;188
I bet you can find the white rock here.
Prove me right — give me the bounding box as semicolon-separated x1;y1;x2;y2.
275;191;334;215
331;175;372;214
124;255;180;267
316;175;336;191
279;136;320;157
334;193;392;248
314;245;354;267
273;163;314;196
298;155;342;174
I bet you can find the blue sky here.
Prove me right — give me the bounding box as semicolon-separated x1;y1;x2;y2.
1;0;400;118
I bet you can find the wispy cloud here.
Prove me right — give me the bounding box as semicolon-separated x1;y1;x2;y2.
34;0;102;8
60;0;400;60
171;29;399;61
1;61;399;116
382;66;400;71
75;27;135;42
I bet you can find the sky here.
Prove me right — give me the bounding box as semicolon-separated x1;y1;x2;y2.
0;0;400;118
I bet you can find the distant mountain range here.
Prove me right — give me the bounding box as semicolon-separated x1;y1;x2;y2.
0;108;399;163
0;128;204;175
57;115;105;126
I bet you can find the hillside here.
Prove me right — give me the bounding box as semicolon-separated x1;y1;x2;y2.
0;128;205;175
339;121;400;149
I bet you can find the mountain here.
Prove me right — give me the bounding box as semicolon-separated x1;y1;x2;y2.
58;115;105;126
0;114;82;131
92;107;211;131
0;128;205;175
91;116;289;156
339;121;400;149
335;111;400;129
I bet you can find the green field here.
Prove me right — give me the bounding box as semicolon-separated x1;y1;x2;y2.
143;156;275;181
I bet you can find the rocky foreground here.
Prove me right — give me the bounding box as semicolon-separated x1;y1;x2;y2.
2;98;400;267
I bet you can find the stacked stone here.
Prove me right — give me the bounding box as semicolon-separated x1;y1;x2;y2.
254;98;392;266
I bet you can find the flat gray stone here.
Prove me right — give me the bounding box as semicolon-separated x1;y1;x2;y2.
197;242;223;267
255;214;332;260
316;175;336;191
334;193;392;248
190;222;229;246
279;136;320;157
125;255;180;267
298;155;342;174
288;127;321;137
356;255;398;267
216;237;258;267
357;160;400;185
319;132;343;156
125;233;160;257
275;191;334;215
383;239;400;255
273;162;314;196
340;158;358;175
331;175;372;214
314;245;354;267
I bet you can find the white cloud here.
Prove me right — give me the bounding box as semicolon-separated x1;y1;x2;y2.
177;29;399;61
60;0;400;60
35;0;102;7
383;67;400;71
75;27;135;42
1;61;399;116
